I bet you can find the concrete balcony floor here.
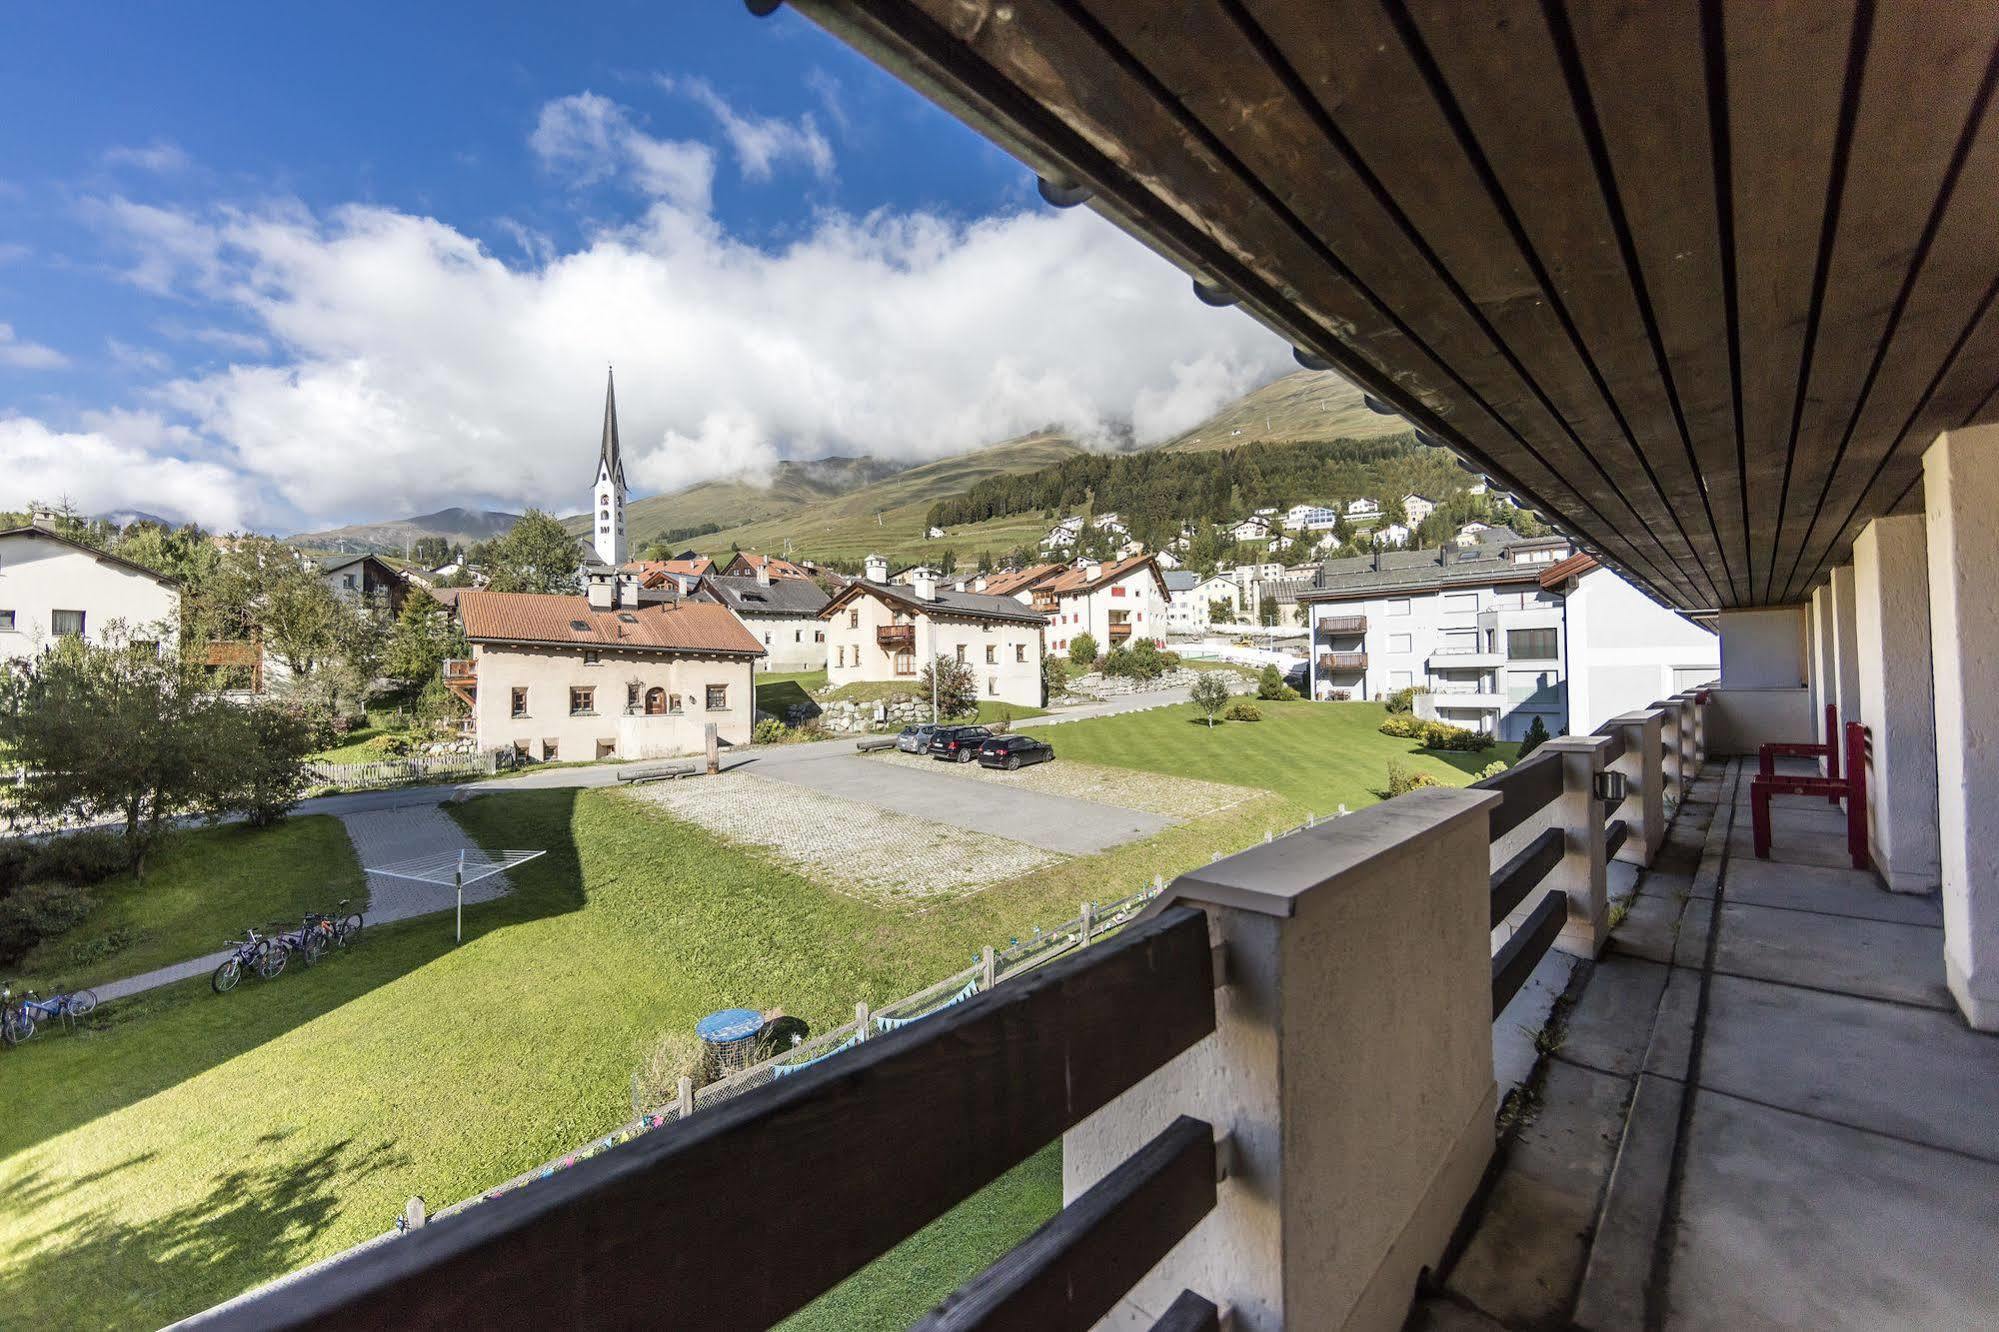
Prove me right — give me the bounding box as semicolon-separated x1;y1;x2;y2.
1428;758;1999;1330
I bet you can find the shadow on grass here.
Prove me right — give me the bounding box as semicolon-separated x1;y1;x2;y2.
1427;746;1508;777
0;1135;408;1326
756;680;818;717
0;790;587;1162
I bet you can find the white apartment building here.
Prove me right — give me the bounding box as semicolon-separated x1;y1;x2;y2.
1298;532;1718;740
1346;498;1382;520
1039;554;1170;657
1229;516;1273;542
1162;570;1226;635
697;569;830;674
1403;494;1437;525
820;571;1046;709
0;522;181;663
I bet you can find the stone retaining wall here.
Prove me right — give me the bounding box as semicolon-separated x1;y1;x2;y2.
1064;666;1258;701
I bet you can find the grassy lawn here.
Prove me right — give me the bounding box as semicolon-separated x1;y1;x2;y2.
1045;699;1517;813
755;668;828;716
306;726;393;763
0;778;1289;1328
10;818;366;992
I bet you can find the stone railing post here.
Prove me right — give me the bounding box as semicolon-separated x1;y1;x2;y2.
1652;698;1685;803
1692;689;1710;766
1608;709;1666;866
1541;734;1613;958
1672;694;1699;790
1063;786;1500;1331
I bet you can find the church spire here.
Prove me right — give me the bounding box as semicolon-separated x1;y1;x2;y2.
598;365;626;491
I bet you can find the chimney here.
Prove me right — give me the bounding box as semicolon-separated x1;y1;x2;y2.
1085;560;1103;582
30;507;57;530
586;568;615;611
974;575;988;593
754;560;771;587
914;572;938;602
864;553;889;583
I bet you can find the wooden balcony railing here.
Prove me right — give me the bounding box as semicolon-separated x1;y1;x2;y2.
877;623;916;650
1316;614;1367;636
1317;651;1368;673
1108;621;1133;642
201;907;1220;1331
441;658;477;708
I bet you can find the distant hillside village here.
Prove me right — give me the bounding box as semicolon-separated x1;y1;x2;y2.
3;370;1714;763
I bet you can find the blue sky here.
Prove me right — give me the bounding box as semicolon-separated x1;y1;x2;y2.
0;2;1285;531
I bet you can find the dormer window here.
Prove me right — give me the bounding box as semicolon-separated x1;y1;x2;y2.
569;620;590;632
617;612;638;624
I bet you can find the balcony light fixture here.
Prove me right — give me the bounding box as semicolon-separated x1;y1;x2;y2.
744;0;783;14
1414;429;1441;449
1292;346;1333;371
1036;174;1094;208
1362;393;1397;416
1192;277;1238;306
1593;770;1629;805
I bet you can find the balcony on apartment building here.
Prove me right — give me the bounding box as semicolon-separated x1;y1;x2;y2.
1426;685;1505;711
1427;644;1506;671
875;623;915;651
1107;620;1134;644
1315;613;1367;638
1318;651;1367;674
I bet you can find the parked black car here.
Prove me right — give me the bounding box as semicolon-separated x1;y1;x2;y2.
978;734;1055;771
927;725;993;762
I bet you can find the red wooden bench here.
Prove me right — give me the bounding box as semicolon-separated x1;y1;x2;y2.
1751;722;1868;868
1759;703;1841;803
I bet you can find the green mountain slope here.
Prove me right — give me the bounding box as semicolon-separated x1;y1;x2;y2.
686;431;1084;565
564;455;906;549
1157;369;1401;452
289;506;522;555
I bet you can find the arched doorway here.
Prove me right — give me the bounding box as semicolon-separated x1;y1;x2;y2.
644;687;669;716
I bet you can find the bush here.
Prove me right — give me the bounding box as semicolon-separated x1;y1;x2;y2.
752;717;791;745
1223;700;1263;722
23;831;129;887
1256;664;1298;701
989;709;1013;734
1124;639;1170;680
1041;655;1070;702
1474;759;1510;781
1068;632;1099;668
1099;645;1132;678
1386;760;1442;797
1378;713;1424;739
1518;715;1552;759
1385;685;1427;714
0;881;96;966
1378;715;1494;752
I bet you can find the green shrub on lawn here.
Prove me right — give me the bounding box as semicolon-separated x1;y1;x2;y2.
1223;700;1264;722
1256;664;1298;701
1385;685;1428;714
1386;759;1442;797
0;881;96;965
1378;715;1494;752
1474;759;1510;781
1068;632;1099;668
753;717;792;745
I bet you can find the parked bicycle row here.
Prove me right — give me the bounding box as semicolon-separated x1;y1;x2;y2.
214;900;365;993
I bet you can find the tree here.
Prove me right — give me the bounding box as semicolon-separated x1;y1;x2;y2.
410;536;452;567
0;629;232;875
1256;663;1298;701
484;509;583;594
1191;672;1231;729
1041;653;1069;705
1069;632;1099;668
1518;715;1551;759
1258;596;1280;627
918;655;976;719
261;567;345;678
386;592;454;690
211;704;317;827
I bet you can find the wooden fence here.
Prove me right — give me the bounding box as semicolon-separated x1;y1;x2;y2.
309;751;500;790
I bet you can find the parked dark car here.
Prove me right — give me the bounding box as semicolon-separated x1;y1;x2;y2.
978;734;1055;771
927;725;993;762
896;722;941;754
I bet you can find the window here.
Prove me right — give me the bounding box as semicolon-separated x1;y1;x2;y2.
1443;593;1478;614
763;632;771;645
985;644;997;664
849;608;860;629
543;739;559;761
644;687;669;716
894;650;915;676
627;683;641;711
814;630;824;643
569;620;590;632
1386;598;1410;617
511;687;529;718
988;677;998;695
1389;633;1413;653
1507;628;1558;660
1015;643;1026;663
1390;670;1413;689
51;609;85;637
835;645;845;667
569;687;595;716
955;644;966;663
705;684;728;711
0;610;13;632
583;650;601;665
794;630;802;643
1111;586;1126;597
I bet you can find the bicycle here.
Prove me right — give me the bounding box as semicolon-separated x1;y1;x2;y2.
212;927;287;993
272;921;329;970
304;899;365;952
1;982;98;1046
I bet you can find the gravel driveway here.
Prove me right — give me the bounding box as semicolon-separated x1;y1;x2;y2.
865;750;1256;821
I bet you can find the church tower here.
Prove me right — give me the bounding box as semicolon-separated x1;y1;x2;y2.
592;367;628;568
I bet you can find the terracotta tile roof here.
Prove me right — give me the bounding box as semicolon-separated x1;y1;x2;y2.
1042;553;1167;598
623;557;714;586
980;563;1068;597
456;590;762;656
722;551;812;581
1539;551;1600;589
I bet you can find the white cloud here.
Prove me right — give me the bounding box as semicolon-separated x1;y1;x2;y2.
0;242;30;266
108;338;172;374
104;140;192;173
0;324;68;370
529;91;714;211
671;78;834;182
47;90;1287;531
0;414;249;529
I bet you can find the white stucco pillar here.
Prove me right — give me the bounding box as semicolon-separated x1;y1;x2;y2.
1829;564;1863;752
1607;709;1665;866
1541;734;1613;957
1852;513;1940;894
1653;698;1684;803
1923;424;1999;1030
1065;787;1500;1330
